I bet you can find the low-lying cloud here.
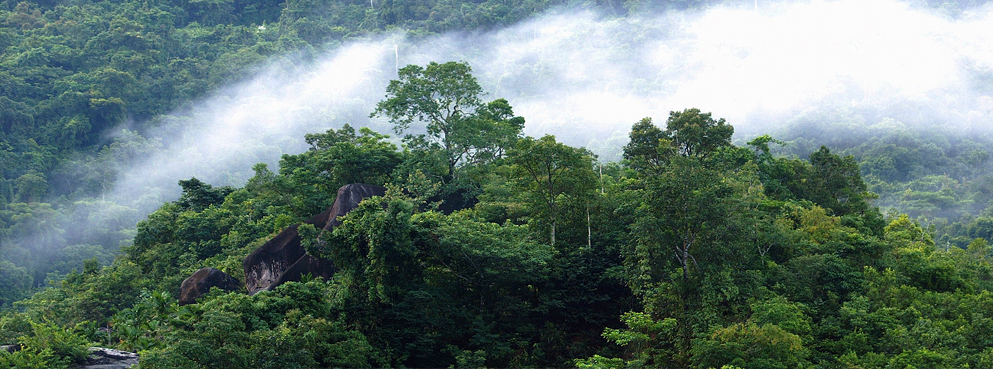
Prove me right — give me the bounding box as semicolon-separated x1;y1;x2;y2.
65;0;993;251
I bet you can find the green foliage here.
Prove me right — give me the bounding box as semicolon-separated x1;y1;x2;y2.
372;61;524;179
600;311;677;367
774;113;993;233
803;146;876;218
315;192;571;366
575;354;626;369
176;178;234;212
13;170;45;204
663;108;734;160
0;317;89;369
691;321;808;369
0;0;573;303
0;312;31;344
139;279;385;369
623;117;669;171
0;260;32;308
750;295;811;336
622;108;734;172
585;112;993;368
8;40;993;369
282;124;401;216
111;290;177;351
329;196;419;304
619;109;769;367
0;347;54;369
507;134;596;246
18;320;89;365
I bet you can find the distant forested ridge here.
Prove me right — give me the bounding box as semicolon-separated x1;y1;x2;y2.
766;108;993;250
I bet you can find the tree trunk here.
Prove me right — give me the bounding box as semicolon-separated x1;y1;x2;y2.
550;220;556;246
587;206;592;248
678;246;691;368
549;198;556;246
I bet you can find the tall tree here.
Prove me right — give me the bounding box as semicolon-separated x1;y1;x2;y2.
623;117;671;171
664;108;733;160
507;135;596;246
175;178;233;212
623;109;734;174
621;111;761;367
803;146;873;216
788;146;884;236
371;61;524;179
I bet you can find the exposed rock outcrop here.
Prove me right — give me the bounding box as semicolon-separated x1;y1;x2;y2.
75;347;138;369
243;224;308;294
243;184;386;294
178;267;242;305
272;254;337;287
319;183;389;230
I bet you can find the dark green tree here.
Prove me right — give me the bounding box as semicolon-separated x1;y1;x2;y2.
792;146;884;236
630;158;763;366
664;108;733;160
623;117;670;171
175;178;234;213
277;124;402;216
13;171;46;204
623;109;733;174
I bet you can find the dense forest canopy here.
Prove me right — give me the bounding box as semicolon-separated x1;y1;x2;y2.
0;0;592;305
4;0;993;367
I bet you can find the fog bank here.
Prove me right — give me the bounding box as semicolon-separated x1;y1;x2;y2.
97;0;993;220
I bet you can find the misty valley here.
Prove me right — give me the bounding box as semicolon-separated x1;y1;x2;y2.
6;0;993;368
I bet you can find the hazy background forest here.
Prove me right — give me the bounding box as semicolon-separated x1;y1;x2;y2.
5;0;993;367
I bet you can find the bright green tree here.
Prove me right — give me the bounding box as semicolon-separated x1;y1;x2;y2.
371;61;524;179
507;135;597;246
277;124;401;216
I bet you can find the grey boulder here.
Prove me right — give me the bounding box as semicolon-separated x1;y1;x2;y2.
75;347;138;369
178;267;241;305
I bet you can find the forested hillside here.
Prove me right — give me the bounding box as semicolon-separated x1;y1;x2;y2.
0;0;641;307
2;59;993;367
0;0;768;311
5;0;993;368
767;110;993;251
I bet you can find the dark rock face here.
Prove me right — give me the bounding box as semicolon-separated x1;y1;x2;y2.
243;224;307;294
321;183;388;230
427;188;477;215
178;267;241;305
75;347;139;369
243;184;385;294
272;254;337;287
